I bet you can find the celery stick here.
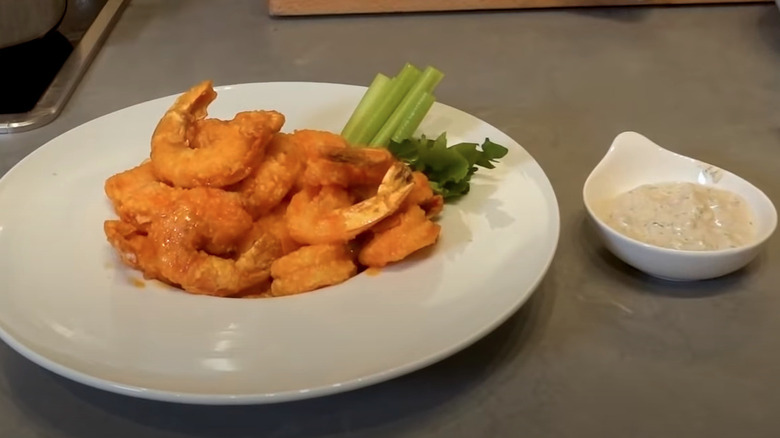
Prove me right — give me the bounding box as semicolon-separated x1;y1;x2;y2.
394;62;422;83
391;92;436;143
378;66;443;145
403;65;444;103
349;64;422;146
368;67;425;147
341;73;391;144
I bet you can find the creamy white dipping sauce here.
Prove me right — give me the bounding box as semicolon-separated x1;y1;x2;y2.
601;182;756;251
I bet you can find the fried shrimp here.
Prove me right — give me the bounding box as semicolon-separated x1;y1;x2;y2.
294;129;395;188
253;202;303;256
104;81;448;298
104;160;180;232
190;189;254;256
104;219;166;282
404;171;444;217
233;133;303;218
149;188;282;296
286;162;416;245
293;129;349;155
150;80;285;188
270;244;357;296
358;204;441;268
371;171;444;233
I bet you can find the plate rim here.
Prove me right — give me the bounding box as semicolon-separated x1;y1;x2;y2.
0;81;560;405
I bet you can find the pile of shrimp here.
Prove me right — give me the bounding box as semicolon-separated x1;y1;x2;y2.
103;80;444;298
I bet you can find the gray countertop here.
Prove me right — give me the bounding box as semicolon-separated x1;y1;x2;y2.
2;1;780;437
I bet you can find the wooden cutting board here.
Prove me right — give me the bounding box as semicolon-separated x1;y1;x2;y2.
269;0;767;16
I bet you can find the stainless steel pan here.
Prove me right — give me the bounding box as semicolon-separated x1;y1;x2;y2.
0;0;67;49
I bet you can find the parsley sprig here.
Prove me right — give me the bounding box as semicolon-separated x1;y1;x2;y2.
389;133;508;200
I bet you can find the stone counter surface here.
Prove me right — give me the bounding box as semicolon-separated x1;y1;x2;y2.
1;1;779;437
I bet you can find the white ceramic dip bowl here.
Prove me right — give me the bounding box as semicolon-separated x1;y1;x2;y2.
583;131;777;281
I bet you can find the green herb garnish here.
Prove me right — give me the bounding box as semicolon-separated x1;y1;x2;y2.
389;133;508;200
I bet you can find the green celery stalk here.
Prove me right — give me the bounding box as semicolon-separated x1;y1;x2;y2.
349;63;422;146
368;65;424;146
385;66;444;144
412;65;445;95
391;91;436;143
341;73;392;144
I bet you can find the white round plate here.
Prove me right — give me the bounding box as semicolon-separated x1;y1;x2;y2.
0;82;559;405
